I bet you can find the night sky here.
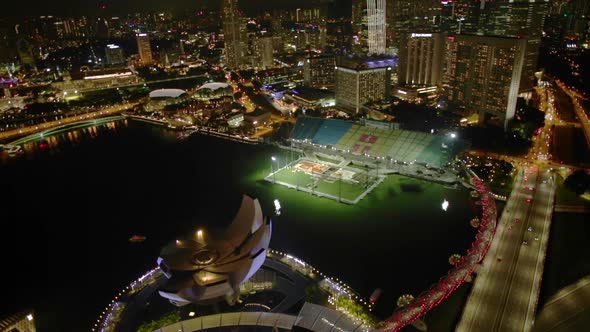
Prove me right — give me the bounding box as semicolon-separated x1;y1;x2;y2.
4;0;350;17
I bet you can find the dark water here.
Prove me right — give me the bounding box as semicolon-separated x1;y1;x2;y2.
0;120;478;331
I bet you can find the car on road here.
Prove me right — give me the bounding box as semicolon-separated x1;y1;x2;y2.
523;240;528;245
515;218;520;223
526;198;533;203
534;236;539;241
508;225;513;230
528;226;533;232
497;257;503;262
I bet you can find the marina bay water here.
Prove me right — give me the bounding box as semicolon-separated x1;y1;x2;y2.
0;120;477;331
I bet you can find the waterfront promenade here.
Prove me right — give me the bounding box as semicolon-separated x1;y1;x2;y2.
0;102;136;142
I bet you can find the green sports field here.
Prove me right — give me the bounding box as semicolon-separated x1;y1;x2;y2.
268;159;379;203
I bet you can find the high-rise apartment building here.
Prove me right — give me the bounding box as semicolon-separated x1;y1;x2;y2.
445;34;526;129
222;0;244;69
335;58;392;113
397;32;444;87
136;33;153;64
304;55;336;88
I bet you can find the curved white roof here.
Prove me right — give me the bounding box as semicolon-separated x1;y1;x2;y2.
197;82;230;91
149;88;187;99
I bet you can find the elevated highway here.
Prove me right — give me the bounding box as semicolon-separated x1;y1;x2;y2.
457;166;556;332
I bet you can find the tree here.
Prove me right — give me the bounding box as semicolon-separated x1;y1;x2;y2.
564;170;590;195
137;312;180;332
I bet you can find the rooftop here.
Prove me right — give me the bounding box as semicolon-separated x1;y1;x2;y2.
149;89;187;99
197;82;230;91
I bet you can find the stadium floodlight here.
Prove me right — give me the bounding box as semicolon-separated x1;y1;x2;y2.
271;156;276;161
450;132;457;139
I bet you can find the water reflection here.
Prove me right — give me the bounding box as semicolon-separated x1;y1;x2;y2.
1;120;130;164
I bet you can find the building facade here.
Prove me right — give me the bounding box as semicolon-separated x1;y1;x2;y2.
352;0;392;55
397;32;444;87
136;33;153;64
222;0;244;69
478;0;549;92
444;34;526;129
0;309;36;332
303;55;336;89
105;44;125;65
391;0;442;50
335;58;391;114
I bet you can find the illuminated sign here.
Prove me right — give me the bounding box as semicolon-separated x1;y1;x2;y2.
411;33;432;38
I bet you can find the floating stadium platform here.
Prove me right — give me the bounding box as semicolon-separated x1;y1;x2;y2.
291;117;465;167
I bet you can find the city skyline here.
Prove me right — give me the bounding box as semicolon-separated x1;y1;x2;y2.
1;0;590;331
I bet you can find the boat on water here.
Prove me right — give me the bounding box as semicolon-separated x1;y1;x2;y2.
129;235;146;243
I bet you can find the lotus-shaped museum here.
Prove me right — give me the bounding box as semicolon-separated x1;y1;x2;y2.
157;195;272;306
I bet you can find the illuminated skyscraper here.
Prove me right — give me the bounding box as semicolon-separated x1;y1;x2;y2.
335;58;392;113
136;33;153;64
105;44;125;65
445;35;525;129
366;0;387;54
352;0;391;55
391;0;442;49
479;0;549;92
304;54;336;88
222;0;243;69
398;32;444;87
440;0;481;34
258;36;274;69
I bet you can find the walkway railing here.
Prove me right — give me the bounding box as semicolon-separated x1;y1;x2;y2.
379;176;498;332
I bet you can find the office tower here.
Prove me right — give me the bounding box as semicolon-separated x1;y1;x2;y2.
366;0;387;54
222;0;243;69
326;19;352;54
304;55;336;88
352;0;392;55
544;14;567;47
105;44;125;65
398;32;444;87
391;0;442;49
445;34;526;129
302;25;327;52
136;33;153;64
478;0;549;91
440;0;481;34
563;0;590;34
335;58;392;113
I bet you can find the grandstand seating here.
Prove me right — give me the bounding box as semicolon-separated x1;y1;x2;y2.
292;117;466;167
